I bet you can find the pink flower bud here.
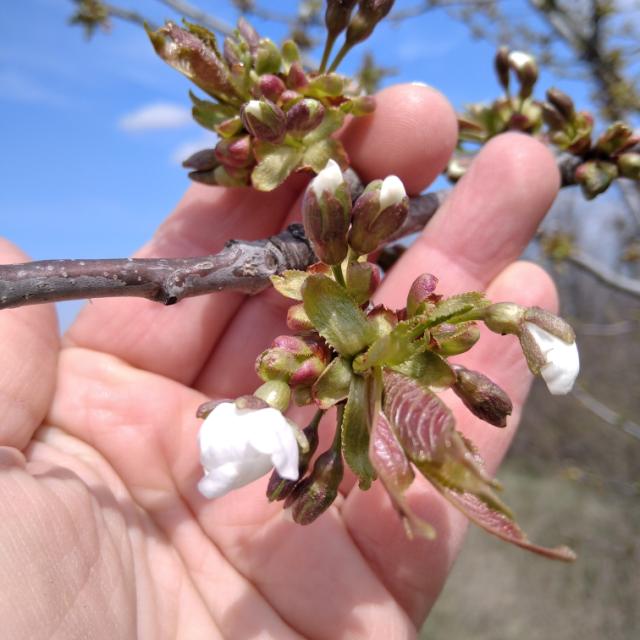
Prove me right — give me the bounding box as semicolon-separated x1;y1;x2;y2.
286;99;325;136
258;74;286;102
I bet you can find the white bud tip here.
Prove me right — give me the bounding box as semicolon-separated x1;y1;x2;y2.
312;159;344;198
244;100;262;116
379;175;406;210
508;51;533;70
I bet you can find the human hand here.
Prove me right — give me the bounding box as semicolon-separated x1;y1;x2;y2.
0;84;560;639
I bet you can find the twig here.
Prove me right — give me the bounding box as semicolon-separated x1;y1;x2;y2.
566;249;640;297
157;0;235;36
0;225;313;310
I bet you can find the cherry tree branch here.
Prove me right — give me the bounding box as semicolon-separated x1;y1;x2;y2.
0;190;445;311
0;225;313;310
566;249;640;297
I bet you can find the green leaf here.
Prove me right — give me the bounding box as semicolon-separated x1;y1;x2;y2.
383;372;506;514
427;292;490;326
427;476;576;561
270;270;309;300
302;275;374;357
312;357;353;409
342;375;376;490
369;414;436;539
391;351;456;389
352;317;428;373
302;138;349;174
255;37;282;75
251;143;302;191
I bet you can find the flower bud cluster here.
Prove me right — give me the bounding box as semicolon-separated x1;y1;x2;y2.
148;18;376;191
453;48;640;197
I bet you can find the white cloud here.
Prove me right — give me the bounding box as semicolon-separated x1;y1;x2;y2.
118;102;192;132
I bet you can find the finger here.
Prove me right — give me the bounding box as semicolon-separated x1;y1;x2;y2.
65;175;308;384
377;132;560;309
0;239;59;448
195;84;458;397
341;260;558;627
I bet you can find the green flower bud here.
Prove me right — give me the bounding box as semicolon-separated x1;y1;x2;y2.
302;159;351;265
595;122;634;156
254;37;282;75
254;380;291;413
542;102;566;130
452;365;512;428
348;175;409;256
256;335;330;387
240;99;286;143
618;153;640;180
432;322;480;356
483;302;525;335
575;160;618;199
345;261;381;305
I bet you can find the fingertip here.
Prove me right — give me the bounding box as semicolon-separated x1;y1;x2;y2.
486;260;558;313
341;83;458;194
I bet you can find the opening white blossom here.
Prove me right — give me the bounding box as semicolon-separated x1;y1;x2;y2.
312;159;344;199
525;322;580;395
508;50;534;71
379;175;406;210
243;99;262;118
198;402;300;499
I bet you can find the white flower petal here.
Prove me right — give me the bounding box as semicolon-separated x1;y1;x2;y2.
379;175;406;210
312;159;344;198
525;322;580;395
508;51;532;70
197;402;300;499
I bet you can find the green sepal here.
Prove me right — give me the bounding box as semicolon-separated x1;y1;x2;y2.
342;375;376;490
352;317;428;374
251;142;302;191
312;357;353;409
303;138;349;174
270;269;308;300
189;92;237;131
426;292;490;326
302;274;374;357
392;350;456;390
302;109;345;145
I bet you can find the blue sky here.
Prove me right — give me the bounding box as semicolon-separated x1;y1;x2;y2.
2;0;590;324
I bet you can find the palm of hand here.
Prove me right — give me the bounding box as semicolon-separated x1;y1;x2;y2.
0;85;560;640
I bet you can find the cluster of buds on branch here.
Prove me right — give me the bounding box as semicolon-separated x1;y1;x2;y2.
147;2;394;191
196;161;579;562
453;47;640;200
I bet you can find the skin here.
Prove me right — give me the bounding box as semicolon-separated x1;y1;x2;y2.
0;84;560;640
